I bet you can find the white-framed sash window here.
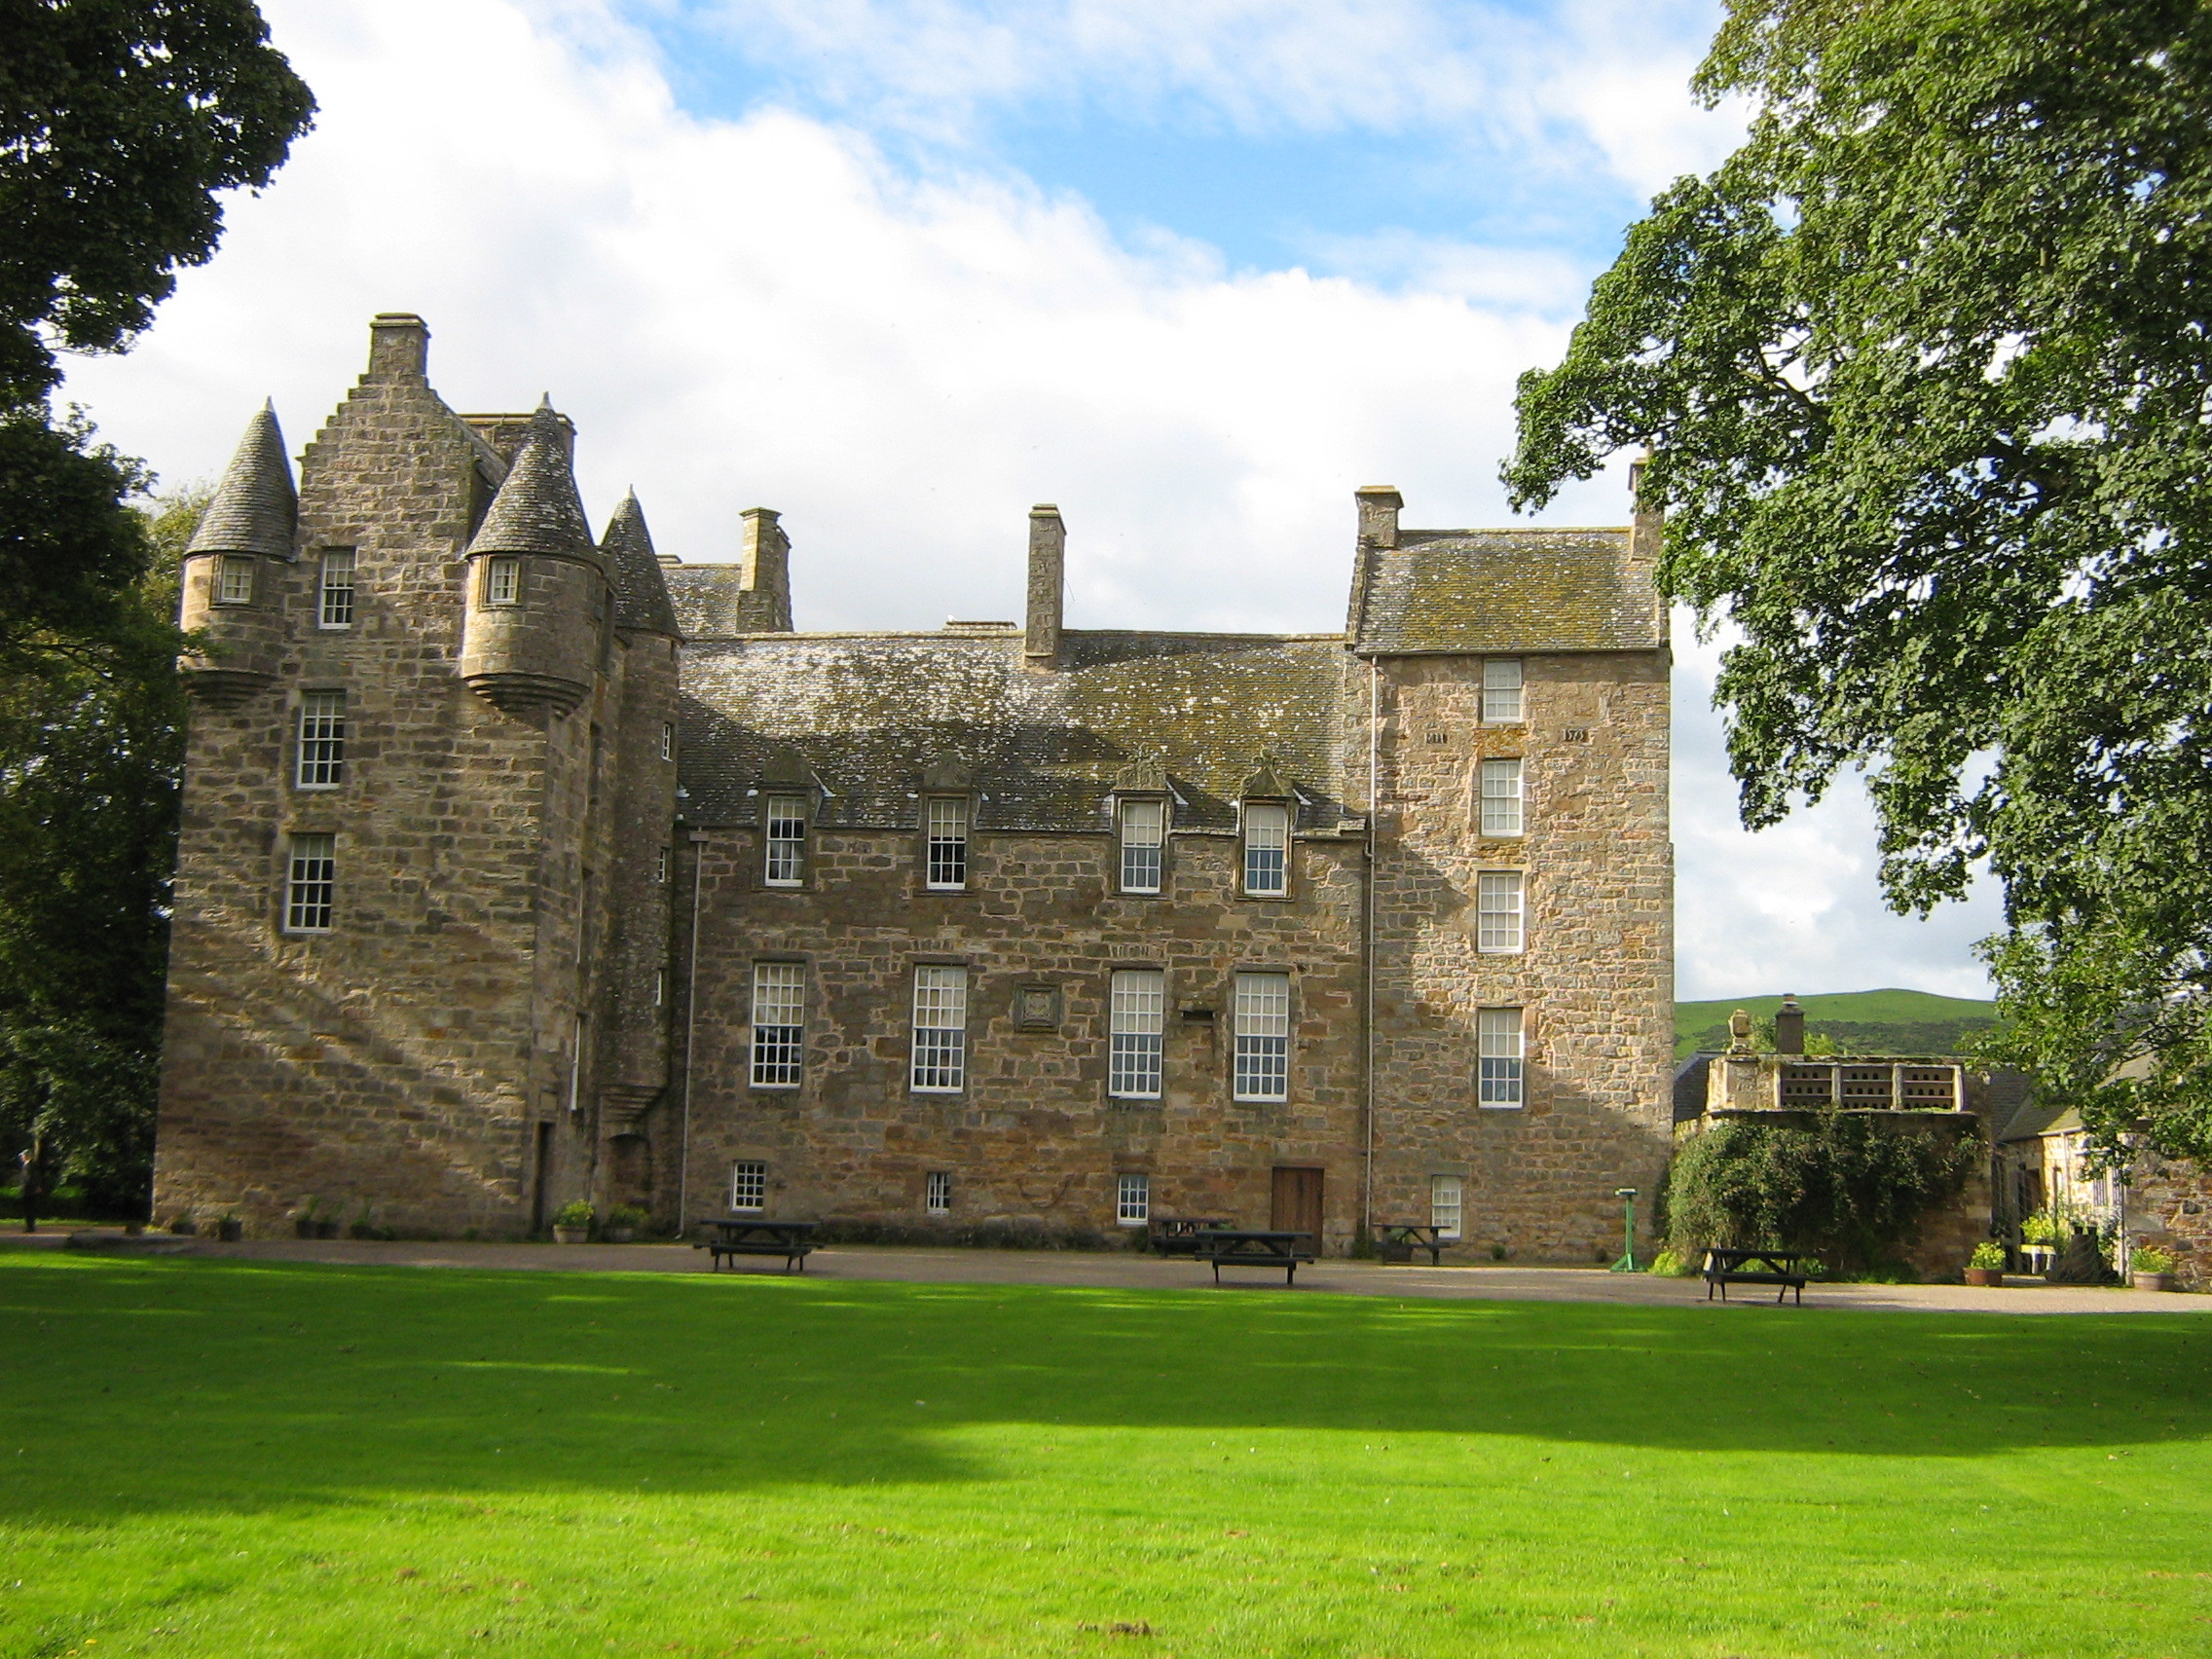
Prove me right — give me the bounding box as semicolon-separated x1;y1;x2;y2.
1430;1174;1463;1238
215;555;255;606
1242;801;1289;896
1117;1172;1150;1226
1233;971;1291;1102
730;1161;767;1212
926;1170;951;1214
1482;658;1523;722
1108;968;1165;1099
764;795;806;886
1477;870;1525;953
484;556;521;607
1479;757;1522;836
750;961;806;1088
1479;1008;1526;1109
1119;797;1164;894
283;833;335;934
317;548;355;628
926;796;969;890
911;965;969;1092
296;691;346;789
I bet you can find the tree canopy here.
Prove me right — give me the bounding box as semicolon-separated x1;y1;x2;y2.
1506;0;2212;1161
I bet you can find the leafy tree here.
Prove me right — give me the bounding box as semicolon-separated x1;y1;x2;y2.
1505;0;2212;1162
0;0;313;675
0;489;197;1216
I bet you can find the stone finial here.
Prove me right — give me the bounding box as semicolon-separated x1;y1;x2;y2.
760;745;814;791
1113;752;1168;794
601;491;680;636
466;401;601;565
365;313;430;385
1354;485;1403;550
1774;993;1805;1056
920;753;974;793
1727;1008;1752;1053
1025;503;1064;670
187;400;297;559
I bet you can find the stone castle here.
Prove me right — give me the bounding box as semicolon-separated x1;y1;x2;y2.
154;313;1674;1257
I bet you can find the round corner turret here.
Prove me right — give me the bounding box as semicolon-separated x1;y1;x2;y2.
179;402;297;705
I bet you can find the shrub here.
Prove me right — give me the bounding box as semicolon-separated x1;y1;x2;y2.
552;1199;595;1229
2020;1211;2060;1246
1646;1248;1698;1277
1665;1111;1977;1270
2130;1243;2176;1274
1969;1241;2008;1271
603;1202;649;1232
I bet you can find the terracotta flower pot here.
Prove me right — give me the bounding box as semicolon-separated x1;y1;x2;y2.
2132;1271;2176;1292
1964;1267;2005;1287
552;1226;588;1244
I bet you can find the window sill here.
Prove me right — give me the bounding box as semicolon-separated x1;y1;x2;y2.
748;1082;801;1092
1478;1103;1526;1112
911;1087;965;1096
1232;1095;1288;1106
762;879;804;890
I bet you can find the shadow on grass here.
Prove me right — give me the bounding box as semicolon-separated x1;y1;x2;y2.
3;1254;2207;1521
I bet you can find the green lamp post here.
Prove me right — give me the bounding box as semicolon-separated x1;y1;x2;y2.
1609;1187;1640;1272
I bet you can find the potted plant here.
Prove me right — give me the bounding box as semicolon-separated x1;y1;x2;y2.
2019;1211;2059;1274
1965;1241;2008;1286
216;1211;244;1242
294;1197;322;1239
2130;1243;2178;1292
551;1199;594;1244
347;1203;381;1240
601;1202;647;1244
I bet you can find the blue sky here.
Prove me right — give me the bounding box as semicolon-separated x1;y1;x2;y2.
58;0;2004;1000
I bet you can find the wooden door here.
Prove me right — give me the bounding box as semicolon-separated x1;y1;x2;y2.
1271;1166;1323;1245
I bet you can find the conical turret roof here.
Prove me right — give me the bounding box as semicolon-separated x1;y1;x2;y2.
602;491;680;635
187;401;297;559
465;399;600;563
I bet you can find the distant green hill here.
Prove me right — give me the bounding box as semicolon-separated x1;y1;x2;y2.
1675;988;2001;1062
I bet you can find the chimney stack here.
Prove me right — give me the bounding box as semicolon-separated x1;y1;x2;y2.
1025;503;1064;670
365;313;430;385
1355;486;1402;549
736;507;793;633
1774;993;1805;1056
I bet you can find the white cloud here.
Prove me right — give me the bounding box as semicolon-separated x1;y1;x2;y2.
58;0;1985;999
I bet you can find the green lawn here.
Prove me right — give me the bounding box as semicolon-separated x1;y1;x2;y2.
4;1255;2209;1658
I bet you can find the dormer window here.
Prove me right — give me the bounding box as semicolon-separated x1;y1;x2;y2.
1242;801;1289;897
1118;797;1164;895
215;556;255;606
484;556;521;607
926;797;969;890
764;795;806;886
1482;658;1524;722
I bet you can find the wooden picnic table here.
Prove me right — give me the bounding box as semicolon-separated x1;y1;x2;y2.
1371;1223;1452;1266
1198;1229;1315;1285
694;1217;816;1273
1701;1247;1816;1305
1149;1215;1232;1256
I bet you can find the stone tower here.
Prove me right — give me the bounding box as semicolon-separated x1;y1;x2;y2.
154;314;680;1237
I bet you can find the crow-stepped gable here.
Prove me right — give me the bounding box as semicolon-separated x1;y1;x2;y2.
155;315;1674;1260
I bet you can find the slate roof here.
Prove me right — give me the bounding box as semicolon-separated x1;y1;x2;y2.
602;492;680;635
678;629;1360;832
664;565;755;639
1997;1100;2079;1143
1352;528;1662;654
465;400;602;565
188;401;297;559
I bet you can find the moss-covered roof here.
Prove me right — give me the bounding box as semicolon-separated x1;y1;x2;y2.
188;402;297;560
678;629;1360;832
1353;528;1662;654
602;493;680;635
664;566;755;638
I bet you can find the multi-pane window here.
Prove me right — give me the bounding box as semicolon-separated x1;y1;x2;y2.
318;549;355;628
911;965;968;1092
1431;1174;1463;1239
1242;801;1289;897
1119;797;1164;894
1117;1172;1150;1226
926;797;969;890
296;691;346;789
1479;757;1523;837
926;1170;951;1214
764;796;806;886
485;556;521;607
730;1161;767;1212
1476;870;1524;953
284;833;335;934
1478;1008;1526;1109
750;962;804;1088
215;556;255;605
661;722;675;761
1482;658;1524;722
1108;969;1165;1100
656;847;669;883
1233;971;1291;1102
654;968;666;1008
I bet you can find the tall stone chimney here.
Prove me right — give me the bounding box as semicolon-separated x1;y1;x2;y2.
1354;485;1402;549
736;506;793;633
1775;993;1805;1056
366;313;430;385
1025;503;1064;670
